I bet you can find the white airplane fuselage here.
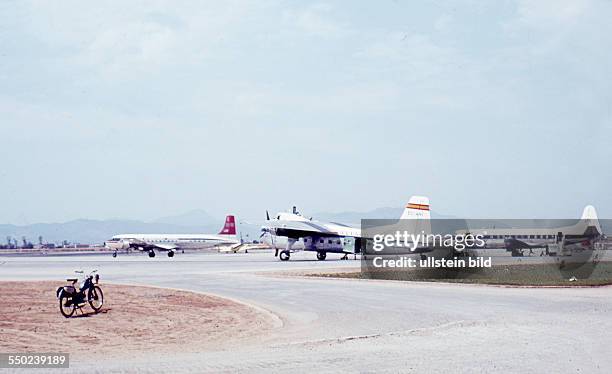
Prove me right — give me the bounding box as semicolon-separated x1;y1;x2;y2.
459;206;602;254
106;233;239;250
261;197;431;261
261;211;361;253
104;215;240;255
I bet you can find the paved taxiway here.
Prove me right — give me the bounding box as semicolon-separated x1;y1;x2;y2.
2;251;612;373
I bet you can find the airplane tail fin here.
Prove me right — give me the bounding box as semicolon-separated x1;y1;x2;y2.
580;205;601;236
400;196;431;235
581;205;598;220
218;215;237;236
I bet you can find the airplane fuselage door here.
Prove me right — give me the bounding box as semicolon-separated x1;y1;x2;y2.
342;237;360;254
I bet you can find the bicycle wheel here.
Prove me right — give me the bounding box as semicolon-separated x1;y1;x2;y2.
59;295;75;318
88;286;104;312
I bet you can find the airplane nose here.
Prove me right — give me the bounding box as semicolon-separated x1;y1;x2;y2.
104;241;119;249
259;228;271;243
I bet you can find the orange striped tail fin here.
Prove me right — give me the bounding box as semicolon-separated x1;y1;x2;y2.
400;196;431;235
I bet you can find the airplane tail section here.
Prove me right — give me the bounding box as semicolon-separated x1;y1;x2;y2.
581;205;598;220
218;215;237;236
580;205;602;236
400;196;432;235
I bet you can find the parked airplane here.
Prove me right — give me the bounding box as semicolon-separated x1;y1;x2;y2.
260;196;431;261
104;215;240;258
463;206;602;256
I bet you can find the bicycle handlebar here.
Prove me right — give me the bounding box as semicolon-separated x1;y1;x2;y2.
73;269;98;277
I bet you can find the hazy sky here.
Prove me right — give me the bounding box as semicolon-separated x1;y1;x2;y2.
1;0;610;224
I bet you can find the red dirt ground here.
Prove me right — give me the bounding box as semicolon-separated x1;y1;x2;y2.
0;281;274;360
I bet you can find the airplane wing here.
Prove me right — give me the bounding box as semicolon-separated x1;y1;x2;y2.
270;220;346;239
126;239;177;252
151;243;177;251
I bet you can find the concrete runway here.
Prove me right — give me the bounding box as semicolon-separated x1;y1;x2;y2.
2;251;612;373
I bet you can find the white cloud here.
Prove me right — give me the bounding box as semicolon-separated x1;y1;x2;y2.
13;1;271;78
434;14;453;33
514;0;591;28
282;3;351;38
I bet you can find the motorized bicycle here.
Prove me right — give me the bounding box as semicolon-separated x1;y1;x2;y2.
56;270;104;318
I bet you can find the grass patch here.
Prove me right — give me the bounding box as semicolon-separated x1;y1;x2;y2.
305;261;612;287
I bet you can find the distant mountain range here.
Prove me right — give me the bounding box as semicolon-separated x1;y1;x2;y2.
0;207;450;245
0;209;222;245
1;208;608;246
151;209;217;226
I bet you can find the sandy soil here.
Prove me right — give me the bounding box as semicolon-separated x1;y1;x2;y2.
0;281;274;361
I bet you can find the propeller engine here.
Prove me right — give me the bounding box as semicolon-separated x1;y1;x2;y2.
261;210;278;256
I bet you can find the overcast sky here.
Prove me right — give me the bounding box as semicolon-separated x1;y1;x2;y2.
1;0;610;224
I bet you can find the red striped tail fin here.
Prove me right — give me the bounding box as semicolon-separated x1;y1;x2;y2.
219;215;236;235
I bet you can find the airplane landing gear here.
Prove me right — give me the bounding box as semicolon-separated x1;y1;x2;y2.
279;238;296;261
112;250;118;258
148;250;156;258
511;249;523;257
317;251;327;261
167;250;175;258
